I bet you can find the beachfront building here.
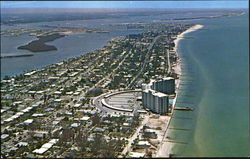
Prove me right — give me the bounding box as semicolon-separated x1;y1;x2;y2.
152;77;175;95
142;77;175;114
142;89;169;114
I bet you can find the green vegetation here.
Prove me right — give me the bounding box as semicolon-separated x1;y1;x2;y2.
18;33;65;52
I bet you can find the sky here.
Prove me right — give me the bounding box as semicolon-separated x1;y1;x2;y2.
0;1;248;9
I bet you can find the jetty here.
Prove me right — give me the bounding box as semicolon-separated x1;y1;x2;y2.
174;106;194;111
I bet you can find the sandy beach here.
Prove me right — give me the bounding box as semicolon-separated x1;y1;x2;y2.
173;24;204;92
174;24;204;53
156;24;204;157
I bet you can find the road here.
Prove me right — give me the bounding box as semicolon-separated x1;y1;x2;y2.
121;115;150;155
127;35;164;89
92;91;136;115
167;50;171;73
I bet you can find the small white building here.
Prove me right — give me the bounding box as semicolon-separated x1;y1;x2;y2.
23;119;34;125
1;134;9;140
71;123;80;128
137;140;151;148
129;152;145;158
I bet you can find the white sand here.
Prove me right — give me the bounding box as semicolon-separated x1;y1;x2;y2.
173;24;204;92
173;24;204;53
156;24;204;157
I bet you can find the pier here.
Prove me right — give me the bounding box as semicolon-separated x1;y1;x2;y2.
174;106;194;111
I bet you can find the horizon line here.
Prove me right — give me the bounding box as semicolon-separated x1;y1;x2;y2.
1;7;247;9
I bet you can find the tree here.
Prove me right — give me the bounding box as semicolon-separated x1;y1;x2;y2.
91;113;101;126
75;129;88;158
60;128;74;143
145;148;152;158
90;133;103;156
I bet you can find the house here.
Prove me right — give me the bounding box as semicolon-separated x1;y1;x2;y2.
3;147;18;154
32;113;44;118
137;140;151;148
54;99;62;102
79;116;90;121
129;152;145;158
71;123;80;128
143;129;157;139
73;104;81;108
34;131;48;138
123;123;131;127
23;119;33;125
1;134;9;140
45;108;54;112
33;139;59;155
16;142;28;147
93;127;105;133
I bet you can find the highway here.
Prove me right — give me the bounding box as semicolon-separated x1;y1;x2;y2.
127;35;164;89
167;50;171;73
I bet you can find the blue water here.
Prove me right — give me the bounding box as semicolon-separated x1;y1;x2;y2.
170;14;249;157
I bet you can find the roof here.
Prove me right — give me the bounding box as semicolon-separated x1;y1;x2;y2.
71;123;80;128
80;116;90;121
21;107;33;113
54;99;62;102
152;91;168;98
49;139;59;144
16;142;28;147
74;104;81;108
1;134;9;140
144;129;156;133
94;127;105;132
137;140;151;146
123;123;130;126
23;119;33;125
129;152;145;158
163;77;175;80
33;139;58;154
54;91;62;95
32;113;44;117
24;70;37;76
33;147;48;154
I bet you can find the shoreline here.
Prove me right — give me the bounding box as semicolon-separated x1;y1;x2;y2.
156;24;204;157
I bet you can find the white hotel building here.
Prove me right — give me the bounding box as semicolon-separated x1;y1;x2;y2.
142;77;175;114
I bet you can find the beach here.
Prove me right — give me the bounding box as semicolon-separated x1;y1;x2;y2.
156;24;204;157
173;24;204;91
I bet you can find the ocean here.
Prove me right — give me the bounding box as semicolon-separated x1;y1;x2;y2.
170;13;249;157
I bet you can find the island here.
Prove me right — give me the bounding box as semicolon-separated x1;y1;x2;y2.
17;33;65;52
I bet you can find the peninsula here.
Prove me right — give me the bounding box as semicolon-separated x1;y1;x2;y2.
1;23;203;158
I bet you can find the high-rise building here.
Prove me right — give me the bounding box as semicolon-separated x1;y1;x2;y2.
152;77;175;95
142;89;169;114
142;77;175;114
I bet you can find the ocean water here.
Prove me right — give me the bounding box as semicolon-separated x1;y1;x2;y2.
170;14;249;157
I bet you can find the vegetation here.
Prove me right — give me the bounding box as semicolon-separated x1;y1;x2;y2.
17;33;65;52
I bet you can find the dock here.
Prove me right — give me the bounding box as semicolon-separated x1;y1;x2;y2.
174;106;194;111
